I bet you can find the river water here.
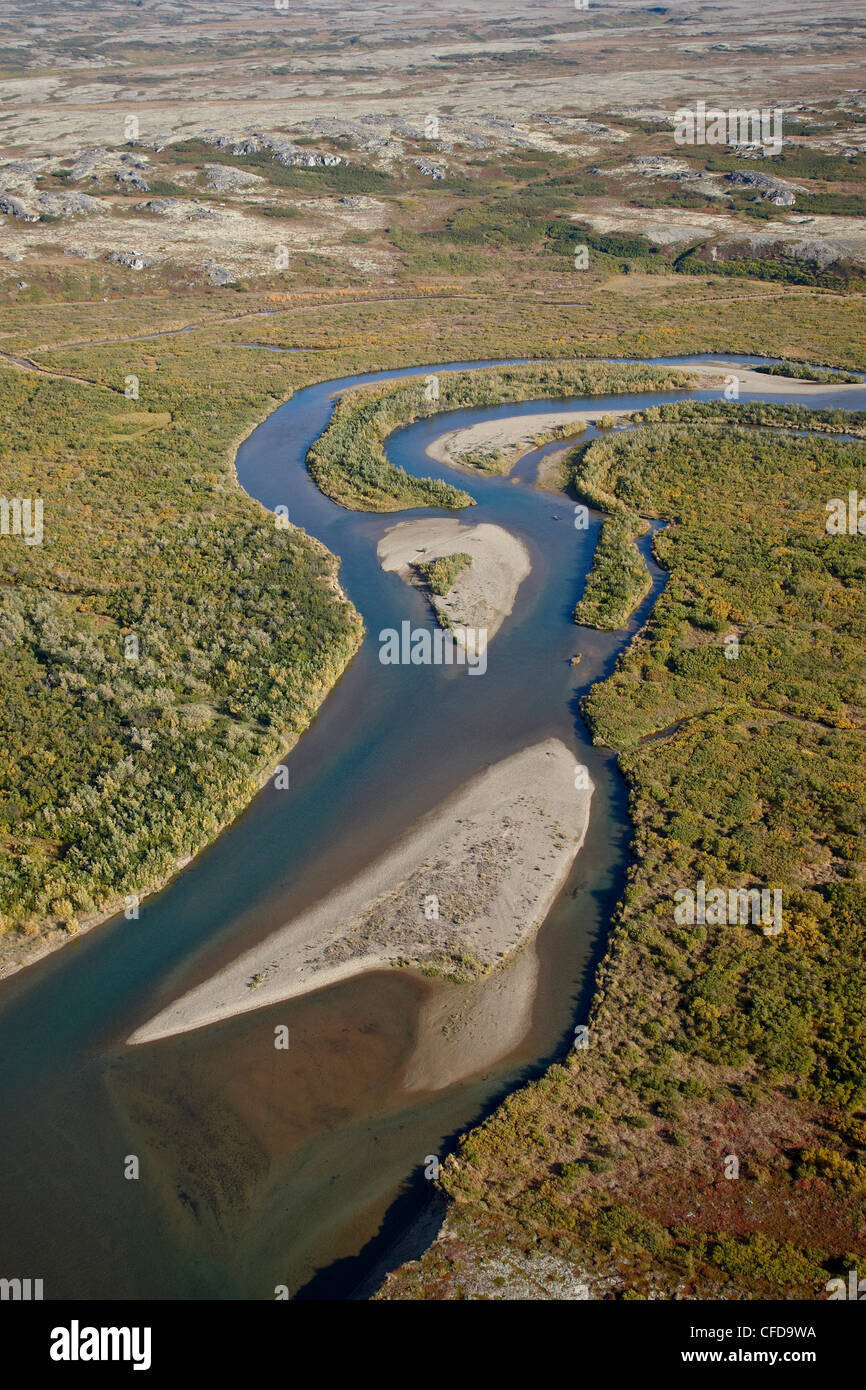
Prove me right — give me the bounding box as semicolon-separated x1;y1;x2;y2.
0;356;861;1300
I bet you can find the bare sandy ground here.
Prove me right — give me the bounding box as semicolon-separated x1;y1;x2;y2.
403;936;540;1092
690;360;866;395
534;442;581;495
424;361;864;474
378;517;531;643
129;738;593;1046
427;410;621;472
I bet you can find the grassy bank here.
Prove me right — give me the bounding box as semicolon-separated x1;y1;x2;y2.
306;362;698;511
381;407;866;1300
0;364;363;964
573;512;651;632
5;280;863;969
753;360;862;384
412;552;473;596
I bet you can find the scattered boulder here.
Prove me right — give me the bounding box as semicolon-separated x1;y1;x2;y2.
413;158;445;179
297;151;342;167
115;169;150;191
69;148;110;181
107;250;151;270
0;195;39;222
37;191;102;216
228;137;262;156
202;162;263;192
203;259;235;285
727;170;785;191
205;133;342;168
0;158;45;185
136;198;176;214
726;170;799;206
265;135;342;167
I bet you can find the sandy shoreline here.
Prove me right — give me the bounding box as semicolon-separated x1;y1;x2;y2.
129;739;593;1046
427;409;598;473
8;357;852;989
403;934;541;1093
377;517;531;644
424;361;864;474
690;359;865;395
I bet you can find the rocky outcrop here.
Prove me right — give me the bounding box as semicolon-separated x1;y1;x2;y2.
790;237;848;268
68;149;151;191
726;170;801;205
135;198;176;214
413;158;445;179
202;162;264;193
203;259;235;285
107;249;151;269
0;195;40;222
115;168;149;192
37;191;102;216
69;148;110;181
207;132;343;168
0;158;47;185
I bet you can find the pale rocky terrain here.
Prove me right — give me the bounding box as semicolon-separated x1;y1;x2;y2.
1;1;864;153
579;205;866;262
0;144;396;281
1;1;865;287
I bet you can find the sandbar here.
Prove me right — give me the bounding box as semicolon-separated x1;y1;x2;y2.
129;739;592;1046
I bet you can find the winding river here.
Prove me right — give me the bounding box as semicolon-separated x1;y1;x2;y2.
0;355;862;1300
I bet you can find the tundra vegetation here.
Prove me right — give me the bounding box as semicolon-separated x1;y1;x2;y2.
411;552;473;596
0;366;363;946
3;283;865;968
572;401;866;632
628;400;866;437
1;220;865;1299
3;0;866;1304
573;512;651;631
753;360;862;384
381;404;866;1300
307;362;697;510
